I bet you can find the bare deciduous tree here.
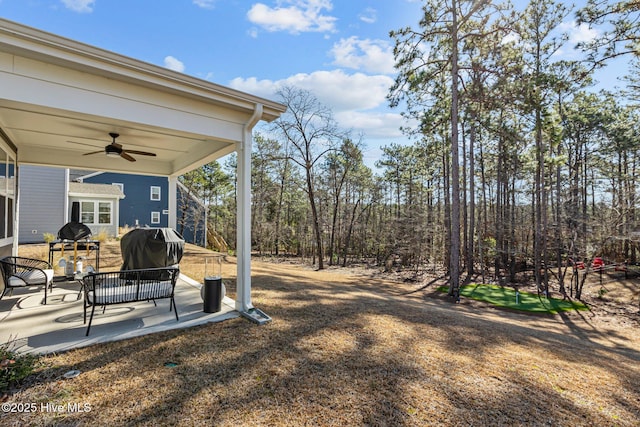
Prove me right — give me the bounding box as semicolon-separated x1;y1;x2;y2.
273;86;344;270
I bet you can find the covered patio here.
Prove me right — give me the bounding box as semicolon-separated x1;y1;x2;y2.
0;273;239;354
0;18;286;352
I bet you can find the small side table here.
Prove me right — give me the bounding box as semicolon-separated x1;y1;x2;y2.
73;271;90;301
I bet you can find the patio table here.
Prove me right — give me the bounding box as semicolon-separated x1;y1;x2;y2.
48;239;100;280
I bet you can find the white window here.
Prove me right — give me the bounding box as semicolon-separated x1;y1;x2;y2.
0;147;16;244
150;186;161;201
81;201;112;225
81;201;94;224
98;202;112;224
151;211;160;224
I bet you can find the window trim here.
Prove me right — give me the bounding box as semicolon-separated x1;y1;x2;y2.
0;147;16;247
150;186;161;201
79;199;113;226
151;211;160;224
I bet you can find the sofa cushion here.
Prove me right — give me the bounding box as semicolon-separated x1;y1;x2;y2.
87;281;173;305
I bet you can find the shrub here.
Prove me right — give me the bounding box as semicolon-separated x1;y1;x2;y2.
95;229;110;243
42;232;56;243
0;343;38;393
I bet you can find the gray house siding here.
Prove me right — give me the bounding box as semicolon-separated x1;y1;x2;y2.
18;165;66;244
68;181;124;238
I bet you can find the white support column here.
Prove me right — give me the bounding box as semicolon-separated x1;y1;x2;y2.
63;169;70;224
168;176;177;230
236;103;262;312
203;204;208;248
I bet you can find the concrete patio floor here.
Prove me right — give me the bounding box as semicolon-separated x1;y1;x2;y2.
0;274;239;354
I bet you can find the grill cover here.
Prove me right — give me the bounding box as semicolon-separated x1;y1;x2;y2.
57;221;92;241
120;228;184;270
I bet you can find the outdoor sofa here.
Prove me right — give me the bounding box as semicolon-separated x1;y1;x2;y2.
82;266;180;336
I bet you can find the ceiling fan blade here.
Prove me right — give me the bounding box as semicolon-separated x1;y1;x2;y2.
83;150;103;156
120;152;136;162
124;149;156;157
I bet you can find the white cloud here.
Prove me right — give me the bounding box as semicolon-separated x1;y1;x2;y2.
247;0;337;34
248;27;259;38
565;21;599;44
228;76;279;99
229;69;394;112
553;20;600;59
335;110;406;139
359;7;377;24
501;32;520;45
330;37;395;74
164;56;186;73
61;0;94;13
193;0;216;9
229;69;406;141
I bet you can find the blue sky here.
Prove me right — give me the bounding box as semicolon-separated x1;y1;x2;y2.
0;0;626;166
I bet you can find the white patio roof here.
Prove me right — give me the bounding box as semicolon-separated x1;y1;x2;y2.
0;18;286;177
0;17;286;316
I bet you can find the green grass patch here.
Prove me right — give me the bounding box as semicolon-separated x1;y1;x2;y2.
438;284;589;314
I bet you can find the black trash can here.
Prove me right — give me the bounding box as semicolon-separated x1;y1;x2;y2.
203;277;223;313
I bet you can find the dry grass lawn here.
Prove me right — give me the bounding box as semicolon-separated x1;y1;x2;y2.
1;240;639;426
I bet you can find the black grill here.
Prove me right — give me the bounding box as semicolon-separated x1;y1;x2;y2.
57;221;92;241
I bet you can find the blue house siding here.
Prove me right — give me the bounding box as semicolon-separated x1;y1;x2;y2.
18;165;66;244
82;173;169;229
81;172;206;246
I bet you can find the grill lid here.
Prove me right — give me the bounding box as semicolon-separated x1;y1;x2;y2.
120;227;184;270
57;221;92;241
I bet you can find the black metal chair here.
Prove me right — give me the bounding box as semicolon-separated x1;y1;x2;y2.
0;256;55;304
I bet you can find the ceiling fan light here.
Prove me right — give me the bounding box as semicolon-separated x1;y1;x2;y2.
105;145;120;157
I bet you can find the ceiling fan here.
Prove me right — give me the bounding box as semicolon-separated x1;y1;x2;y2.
83;132;156;162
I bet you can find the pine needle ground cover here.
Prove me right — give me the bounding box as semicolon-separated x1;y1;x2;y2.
439;284;589;314
4;242;638;426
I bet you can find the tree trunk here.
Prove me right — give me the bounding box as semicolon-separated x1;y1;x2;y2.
307;167;324;270
342;199;361;267
462;123;469;276
467;114;476;276
448;0;461;298
274;158;289;256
